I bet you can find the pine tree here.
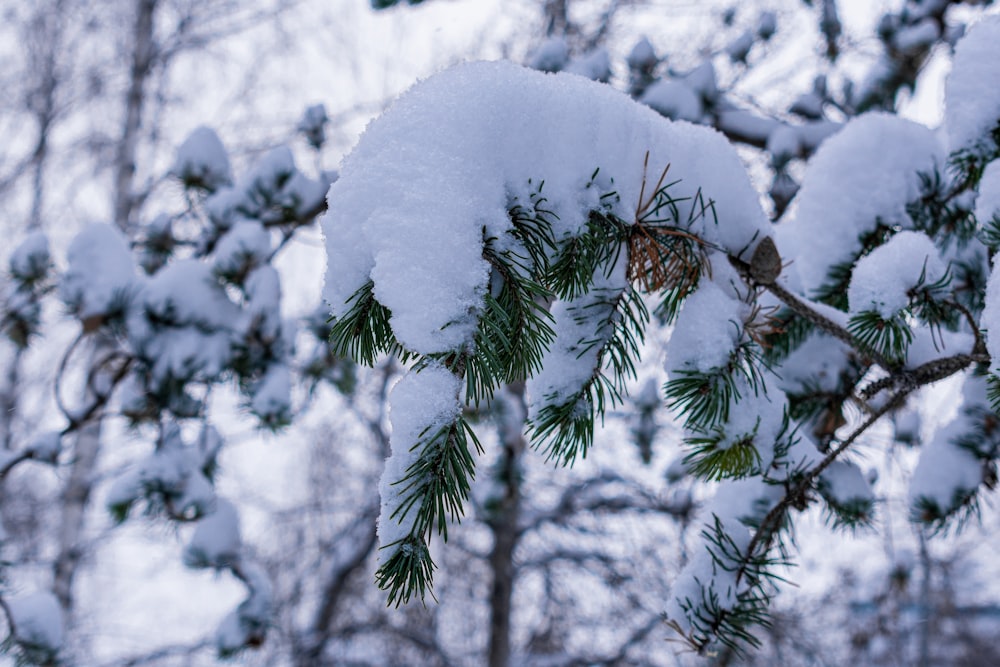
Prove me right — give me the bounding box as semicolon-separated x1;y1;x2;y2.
324;13;1000;656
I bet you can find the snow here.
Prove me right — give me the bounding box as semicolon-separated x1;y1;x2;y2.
378;363;462;560
527;37;569;72
848;231;946;318
626;37;657;70
564;48;611;82
892;18;939;55
59;224;136;320
324;60;770;357
9;231;49;282
139;259;238;329
666;277;746;374
681;62;718;102
983;258;1000;372
184;498;241;569
243;265;282;341
129;259;239;385
945;15;1000;155
297;103;329;149
909;419;982;517
726;30;754;62
250;363;292;425
975;159;1000;226
106;425;218;520
215;561;271;655
777;113;944;296
767;125;802;166
172;126;232;192
7;591;64;656
26;431;62;464
528;254;628;410
819;461;874;507
790;92;824;119
641;79;702;123
213;221;271;280
905;328;974;369
778;333;850;395
665;477;781;637
757;11;777;40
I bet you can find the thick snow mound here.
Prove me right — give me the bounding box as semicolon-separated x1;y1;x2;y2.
945;15;1000;155
777;113;943;296
322;60;770;356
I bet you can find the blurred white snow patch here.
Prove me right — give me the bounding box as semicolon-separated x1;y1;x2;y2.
8;591;64;658
172;126;232;191
9;231;50;280
984;249;1000;371
975;159;1000;227
666;279;745;374
250;363;292;426
908;420;982;516
184;498;242;569
59;223;136;320
945;14;1000;154
641;79;702;122
26;431;62;464
819;461;874;506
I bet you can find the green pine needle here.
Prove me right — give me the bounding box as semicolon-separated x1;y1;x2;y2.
847;310;913;365
328;280;398;366
375;535;436;607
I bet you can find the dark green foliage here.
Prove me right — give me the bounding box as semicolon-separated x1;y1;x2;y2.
665;342;766;432
847;310;912;365
813;223;895;309
909;171;977;248
761;309;812;364
684;430;762;481
328;280;398;366
670;516;788;655
389;417;482;541
910;489;980;530
477;240;556;391
375;535;435;607
531;286;648;464
375;416;481;604
548;210;629;300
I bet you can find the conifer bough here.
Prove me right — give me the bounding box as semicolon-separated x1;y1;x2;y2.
323;19;1000;653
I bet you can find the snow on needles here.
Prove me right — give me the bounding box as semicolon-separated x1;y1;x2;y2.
378;363;462;559
777;113;944;296
322;60;775;593
59;223;136;320
848;231;946;319
322;60;770;357
945;15;1000;156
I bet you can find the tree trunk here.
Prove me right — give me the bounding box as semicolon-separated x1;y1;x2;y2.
487;383;526;667
52;0;158;616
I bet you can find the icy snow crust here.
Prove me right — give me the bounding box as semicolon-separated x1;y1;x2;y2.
945;15;1000;155
322;60;770;357
777;113;944;296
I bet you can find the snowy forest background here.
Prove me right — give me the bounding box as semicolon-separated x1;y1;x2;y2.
2;0;1000;666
